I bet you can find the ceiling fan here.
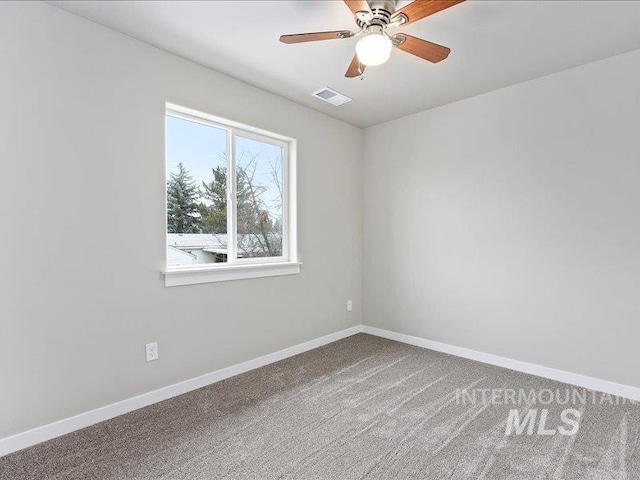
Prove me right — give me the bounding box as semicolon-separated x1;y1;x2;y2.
280;0;464;78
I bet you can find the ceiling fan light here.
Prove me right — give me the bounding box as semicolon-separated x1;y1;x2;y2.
356;32;392;67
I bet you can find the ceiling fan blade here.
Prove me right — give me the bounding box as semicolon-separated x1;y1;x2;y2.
392;0;464;26
344;0;371;15
394;34;451;63
345;55;365;78
280;30;353;44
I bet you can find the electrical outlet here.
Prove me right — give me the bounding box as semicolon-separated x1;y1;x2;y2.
347;300;353;312
145;342;159;362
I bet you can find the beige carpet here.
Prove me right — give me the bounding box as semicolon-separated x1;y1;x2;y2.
1;334;639;479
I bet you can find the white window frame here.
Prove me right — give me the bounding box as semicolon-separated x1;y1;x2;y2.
163;103;299;287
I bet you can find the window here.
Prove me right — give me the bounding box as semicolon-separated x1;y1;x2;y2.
164;104;298;286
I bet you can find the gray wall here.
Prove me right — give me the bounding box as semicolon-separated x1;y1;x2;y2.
0;3;362;438
363;48;640;389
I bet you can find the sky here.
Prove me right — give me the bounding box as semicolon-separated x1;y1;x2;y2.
166;115;283;218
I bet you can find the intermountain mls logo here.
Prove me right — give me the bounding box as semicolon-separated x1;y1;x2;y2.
504;408;580;436
456;387;635;436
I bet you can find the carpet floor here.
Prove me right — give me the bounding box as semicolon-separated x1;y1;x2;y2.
1;333;639;479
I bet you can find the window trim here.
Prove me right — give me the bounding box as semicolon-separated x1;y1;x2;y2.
163;103;299;286
164;261;302;287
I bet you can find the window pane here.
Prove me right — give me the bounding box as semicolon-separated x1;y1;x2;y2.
235;135;284;258
166;115;229;266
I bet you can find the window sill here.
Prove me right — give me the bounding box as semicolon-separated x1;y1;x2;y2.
163;261;302;287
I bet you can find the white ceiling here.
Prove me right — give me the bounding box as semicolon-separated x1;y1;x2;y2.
48;0;640;128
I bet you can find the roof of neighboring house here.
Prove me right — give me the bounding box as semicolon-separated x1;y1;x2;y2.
167;233;227;249
167;245;197;267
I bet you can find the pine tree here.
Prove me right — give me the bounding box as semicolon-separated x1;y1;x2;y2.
200;166;228;234
167;162;201;233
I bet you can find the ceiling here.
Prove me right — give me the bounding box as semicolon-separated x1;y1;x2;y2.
48;0;640;128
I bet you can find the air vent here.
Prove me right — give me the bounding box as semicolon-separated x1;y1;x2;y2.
311;87;352;106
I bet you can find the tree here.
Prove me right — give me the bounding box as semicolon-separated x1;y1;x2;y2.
197;153;283;257
167;162;201;233
200;165;228;234
236;156;282;257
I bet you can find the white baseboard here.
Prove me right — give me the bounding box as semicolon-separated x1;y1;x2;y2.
362;325;640;402
0;325;362;458
5;323;638;458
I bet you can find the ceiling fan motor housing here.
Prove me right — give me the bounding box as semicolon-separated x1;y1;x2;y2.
355;0;398;30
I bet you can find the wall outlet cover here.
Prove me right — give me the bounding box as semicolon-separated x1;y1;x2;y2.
146;342;159;362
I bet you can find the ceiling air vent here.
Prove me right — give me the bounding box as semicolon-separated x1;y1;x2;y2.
311;87;352;106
